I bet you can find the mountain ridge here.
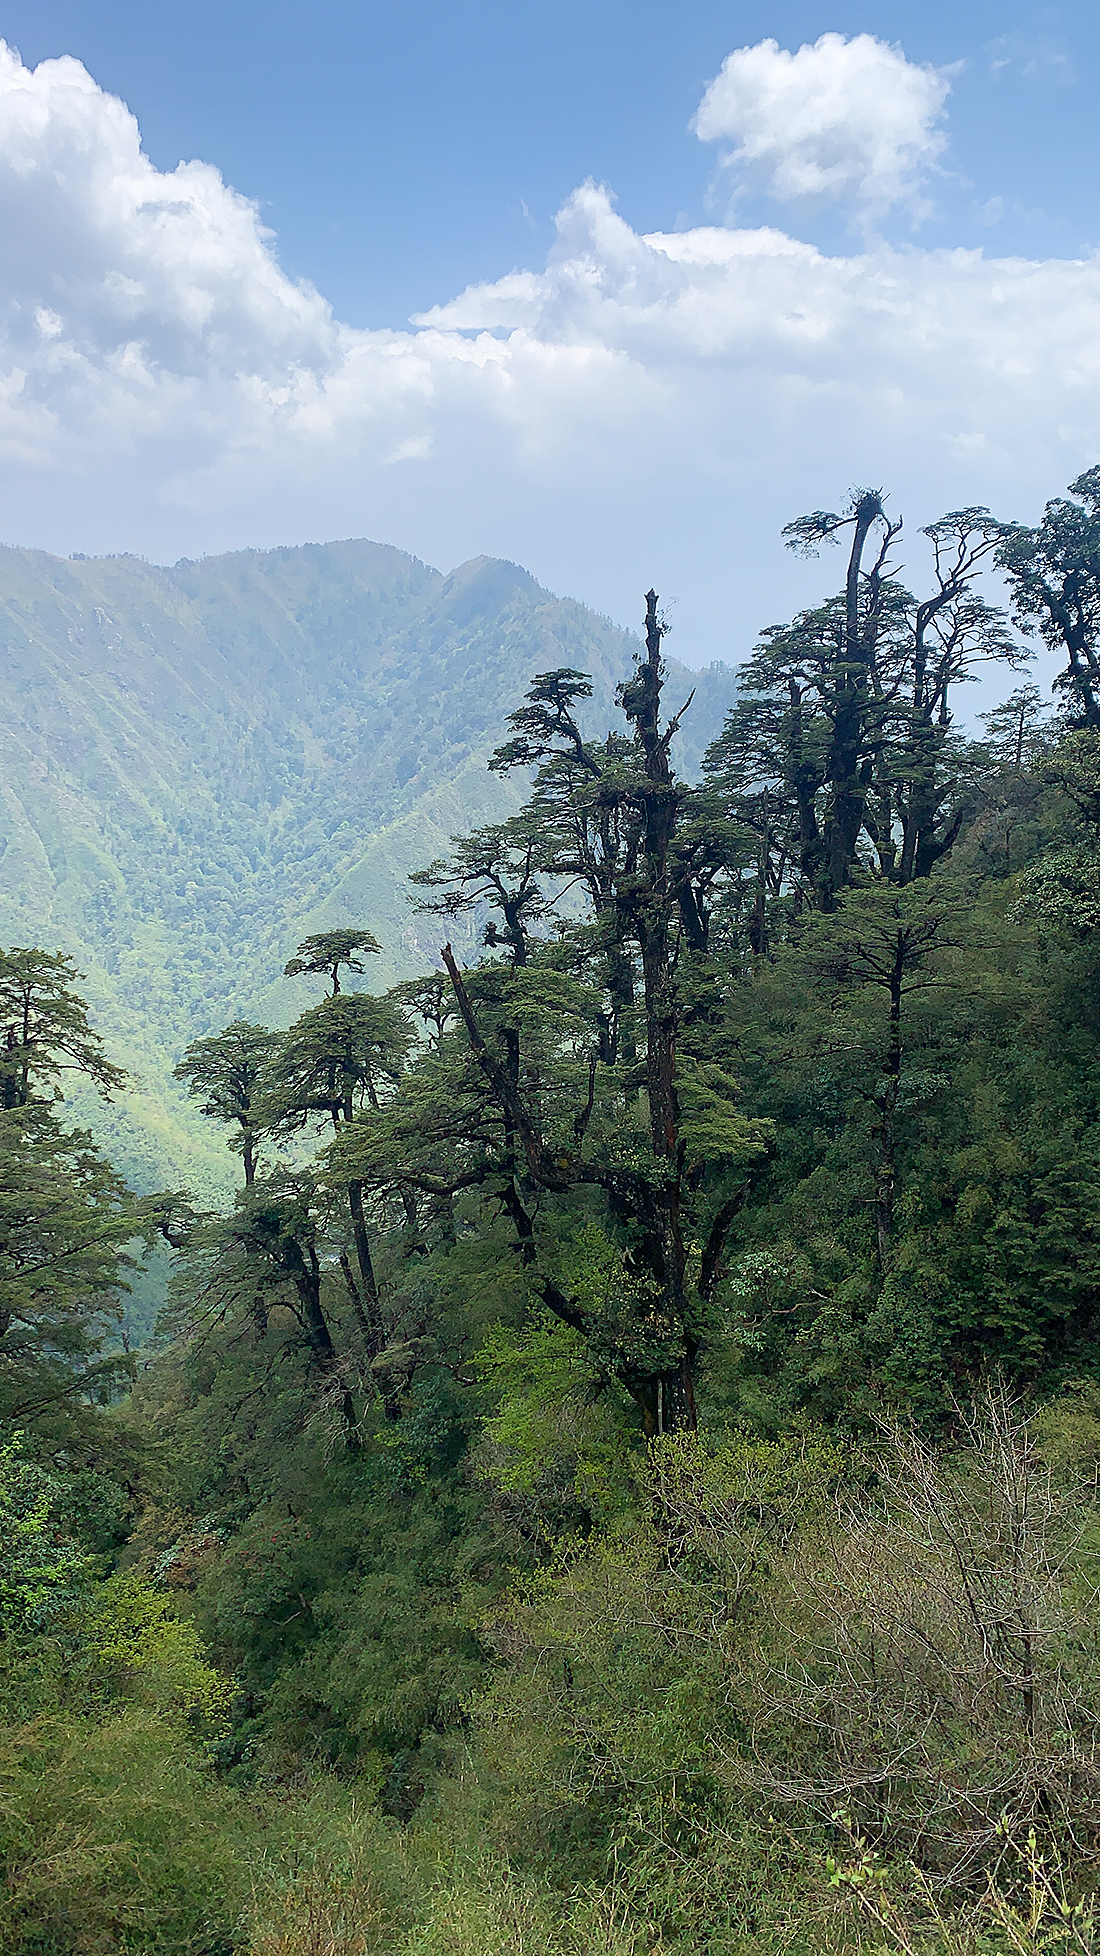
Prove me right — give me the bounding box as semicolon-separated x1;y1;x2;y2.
0;536;735;1192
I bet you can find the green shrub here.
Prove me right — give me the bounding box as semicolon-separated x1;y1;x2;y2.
0;1708;251;1955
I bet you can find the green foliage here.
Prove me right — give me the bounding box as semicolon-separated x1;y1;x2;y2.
998;468;1100;728
0;1434;90;1632
83;1571;231;1726
262;992;412;1134
0;947;127;1110
475;1304;638;1524
827;1819;1100;1955
284;930;382;993
174;1021;278;1184
0;1105;145;1427
0;1707;253;1956
1015;843;1100;934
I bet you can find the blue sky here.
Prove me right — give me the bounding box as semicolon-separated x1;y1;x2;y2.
3;1;1095;323
0;3;1098;671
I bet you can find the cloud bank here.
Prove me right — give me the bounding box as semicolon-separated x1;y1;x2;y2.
0;37;1098;664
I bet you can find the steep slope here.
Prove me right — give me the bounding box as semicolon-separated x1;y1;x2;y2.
0;539;733;1193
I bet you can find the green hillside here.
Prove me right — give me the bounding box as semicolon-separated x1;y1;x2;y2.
15;478;1100;1956
0;539;732;1194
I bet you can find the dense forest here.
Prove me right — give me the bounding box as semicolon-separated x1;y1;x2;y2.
9;474;1100;1954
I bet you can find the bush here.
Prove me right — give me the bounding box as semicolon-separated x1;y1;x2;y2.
0;1708;252;1955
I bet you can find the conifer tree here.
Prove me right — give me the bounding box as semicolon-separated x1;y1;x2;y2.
283;930;381;994
0;949;126;1109
173;1021;277;1186
0;949;140;1431
705;494;1023;927
998;467;1100;727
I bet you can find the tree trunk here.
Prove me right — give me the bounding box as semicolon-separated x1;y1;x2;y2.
637;1354;698;1439
287;1237;359;1440
822;492;884;907
631;594;696;1430
347;1179;384;1357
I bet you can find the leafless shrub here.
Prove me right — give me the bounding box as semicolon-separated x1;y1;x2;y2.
828;1816;1098;1954
734;1384;1100;1882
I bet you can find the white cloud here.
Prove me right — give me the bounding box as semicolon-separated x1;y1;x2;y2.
0;41;1097;670
0;42;337;374
693;33;951;220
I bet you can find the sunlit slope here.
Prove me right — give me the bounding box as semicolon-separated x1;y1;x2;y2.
0;538;732;1192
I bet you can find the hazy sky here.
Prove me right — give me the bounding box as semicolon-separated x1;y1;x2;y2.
0;2;1098;667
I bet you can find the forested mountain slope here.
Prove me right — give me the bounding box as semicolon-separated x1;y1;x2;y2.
0;540;732;1191
14;477;1100;1956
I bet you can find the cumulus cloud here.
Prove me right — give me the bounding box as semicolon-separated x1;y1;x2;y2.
0;40;1097;668
693;33;951;220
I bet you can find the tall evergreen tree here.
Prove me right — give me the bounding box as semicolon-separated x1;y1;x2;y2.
705;495;1023;927
0;948;141;1434
0;949;126;1110
999;467;1100;727
336;595;770;1433
174;1022;277;1187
